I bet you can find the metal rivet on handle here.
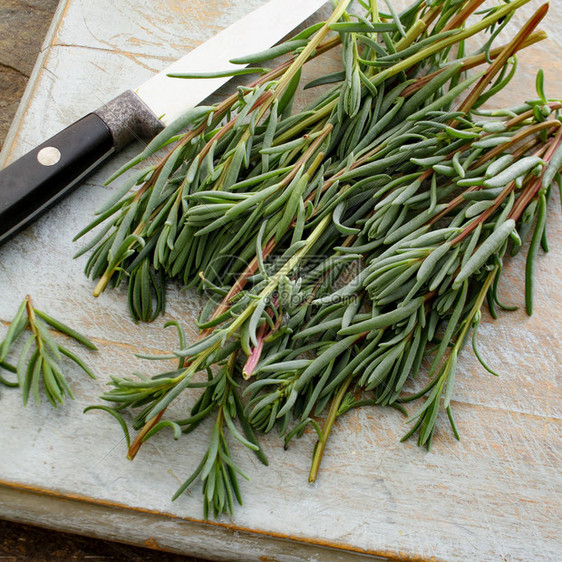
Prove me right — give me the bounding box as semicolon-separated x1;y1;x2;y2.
37;146;61;166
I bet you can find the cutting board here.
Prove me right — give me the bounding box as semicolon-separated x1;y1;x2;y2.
0;1;560;560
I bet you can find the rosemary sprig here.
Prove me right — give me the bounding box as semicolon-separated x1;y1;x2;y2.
0;296;97;406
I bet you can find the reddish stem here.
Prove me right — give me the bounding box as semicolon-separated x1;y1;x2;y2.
442;0;487;32
455;4;548;121
243;324;268;379
127;411;164;460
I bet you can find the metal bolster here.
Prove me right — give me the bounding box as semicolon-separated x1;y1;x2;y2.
94;90;164;151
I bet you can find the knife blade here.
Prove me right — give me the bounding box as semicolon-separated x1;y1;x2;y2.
0;0;326;246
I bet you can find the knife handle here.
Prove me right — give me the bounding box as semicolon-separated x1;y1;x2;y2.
0;91;164;246
0;113;114;245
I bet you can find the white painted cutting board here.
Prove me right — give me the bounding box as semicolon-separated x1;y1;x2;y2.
0;1;561;560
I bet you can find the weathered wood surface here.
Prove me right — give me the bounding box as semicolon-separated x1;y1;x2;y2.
0;1;560;560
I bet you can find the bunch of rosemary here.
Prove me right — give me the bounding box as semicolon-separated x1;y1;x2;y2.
76;0;560;517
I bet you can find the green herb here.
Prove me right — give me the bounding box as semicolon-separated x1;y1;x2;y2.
76;0;560;517
0;296;97;406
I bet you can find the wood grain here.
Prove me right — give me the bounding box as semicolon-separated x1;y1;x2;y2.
0;1;560;560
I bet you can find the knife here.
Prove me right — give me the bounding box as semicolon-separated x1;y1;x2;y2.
0;0;326;246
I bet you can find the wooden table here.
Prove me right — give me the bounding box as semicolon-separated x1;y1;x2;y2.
0;1;560;560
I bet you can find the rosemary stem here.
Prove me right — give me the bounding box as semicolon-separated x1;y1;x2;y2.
442;0;486;33
455;269;498;350
309;374;354;483
25;295;42;353
275;0;353;96
395;19;426;51
127;410;165;460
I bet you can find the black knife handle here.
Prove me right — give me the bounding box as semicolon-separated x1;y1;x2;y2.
0;113;114;244
0;90;164;246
